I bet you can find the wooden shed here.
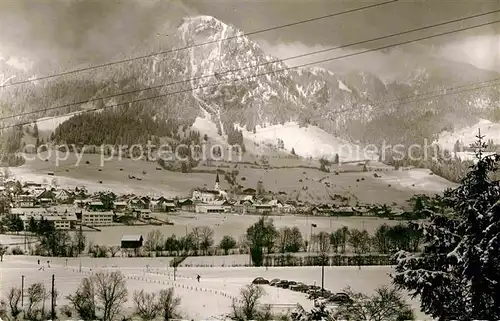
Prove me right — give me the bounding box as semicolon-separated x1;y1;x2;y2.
121;235;143;249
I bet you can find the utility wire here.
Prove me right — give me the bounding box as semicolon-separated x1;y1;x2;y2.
6;71;500;134
0;0;399;88
1;11;499;124
13;77;499;175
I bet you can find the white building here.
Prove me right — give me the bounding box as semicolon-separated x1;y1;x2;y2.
192;172;227;202
10;207;47;218
134;209;151;219
79;210;114;226
20;214;77;230
14;195;36;208
195;200;231;213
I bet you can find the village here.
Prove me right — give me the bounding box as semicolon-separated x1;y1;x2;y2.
0;171;413;235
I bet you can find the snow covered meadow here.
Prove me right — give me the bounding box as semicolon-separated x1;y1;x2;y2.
0;255;429;320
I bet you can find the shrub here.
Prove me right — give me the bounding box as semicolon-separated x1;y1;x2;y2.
11;246;24;255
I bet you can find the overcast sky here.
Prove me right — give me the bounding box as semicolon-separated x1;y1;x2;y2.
0;0;499;76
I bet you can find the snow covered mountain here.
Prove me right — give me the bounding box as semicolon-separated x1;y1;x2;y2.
2;15;500;159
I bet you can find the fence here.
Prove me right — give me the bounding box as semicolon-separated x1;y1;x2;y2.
263;254;392;267
70;268;246;305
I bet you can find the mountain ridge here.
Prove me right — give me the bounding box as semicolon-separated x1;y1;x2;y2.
0;14;499;156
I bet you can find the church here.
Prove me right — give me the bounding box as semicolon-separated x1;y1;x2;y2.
191;172;228;202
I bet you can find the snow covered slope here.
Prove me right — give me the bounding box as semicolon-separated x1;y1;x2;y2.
437;118;500;151
192;116;377;162
35;112;81;133
242;122;377;161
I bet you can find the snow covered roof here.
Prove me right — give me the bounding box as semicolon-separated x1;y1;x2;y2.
121;235;143;242
20;214;77;221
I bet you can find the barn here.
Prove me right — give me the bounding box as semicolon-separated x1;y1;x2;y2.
121;235;143;249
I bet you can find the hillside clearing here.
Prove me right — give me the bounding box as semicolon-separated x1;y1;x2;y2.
10;150;453;205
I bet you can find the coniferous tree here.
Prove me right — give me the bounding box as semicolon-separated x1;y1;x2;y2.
33;123;39;138
392;131;500;320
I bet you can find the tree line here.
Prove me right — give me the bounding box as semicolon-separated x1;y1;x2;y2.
2;214;421;263
1;215;86;258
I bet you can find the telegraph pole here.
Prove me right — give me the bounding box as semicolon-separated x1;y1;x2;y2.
21;275;24;307
51;274;55;320
321;256;325;292
320;233;325;292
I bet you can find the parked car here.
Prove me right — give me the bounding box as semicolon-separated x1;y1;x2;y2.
276;280;290;289
308;289;331;300
252;277;270;285
306;286;321;295
328;292;352;304
290;283;307;292
269;279;281;286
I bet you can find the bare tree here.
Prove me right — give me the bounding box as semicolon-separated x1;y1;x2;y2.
133;290;159;321
277;227;291;253
109;246;120;257
191;227;202;255
144;229;164;253
0;244;7;262
73;228;86;254
331;286;415;321
0;299;7;320
199;226;214;255
348;229;371;254
231;284;266;321
158;288;181;321
93;271;128;321
67;277;97;320
6;287;22;319
25;282;47;321
314;232;331;254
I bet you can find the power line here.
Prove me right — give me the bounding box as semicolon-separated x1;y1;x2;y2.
9;75;500;143
2;38;499;134
0;0;399;88
1;12;499;124
322;77;500;119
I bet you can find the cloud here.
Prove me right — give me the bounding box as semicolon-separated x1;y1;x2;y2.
256;40;413;82
438;35;500;72
0;0;192;73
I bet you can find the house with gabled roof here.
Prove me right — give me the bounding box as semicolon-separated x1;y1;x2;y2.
55;189;74;204
178;198;195;212
233;198;254;214
127;196;149;210
150;196;176;212
113;201;128;212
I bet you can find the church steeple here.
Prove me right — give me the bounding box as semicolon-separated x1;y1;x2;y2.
214;172;220;190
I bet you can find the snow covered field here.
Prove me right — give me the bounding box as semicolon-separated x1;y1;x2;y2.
0;255;429;320
376;168;458;192
82;213;401;247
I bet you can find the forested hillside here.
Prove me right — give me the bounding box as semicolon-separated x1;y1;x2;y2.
52;107;200;147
